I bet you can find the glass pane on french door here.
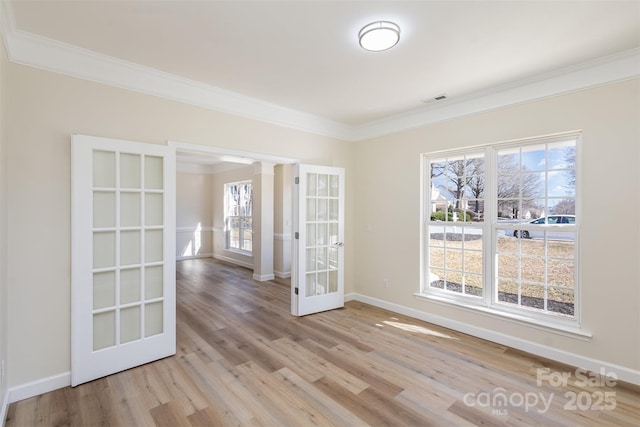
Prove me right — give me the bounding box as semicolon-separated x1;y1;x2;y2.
305;172;340;296
91;150;165;351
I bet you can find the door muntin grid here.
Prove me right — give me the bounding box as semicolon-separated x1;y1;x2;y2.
92;150;165;351
304;172;340;296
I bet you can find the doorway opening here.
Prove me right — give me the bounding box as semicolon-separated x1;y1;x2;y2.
171;141;298;282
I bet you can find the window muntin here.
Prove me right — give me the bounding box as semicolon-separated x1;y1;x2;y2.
427;151;485;298
225;181;252;253
428;225;484;297
496;231;575;317
423;135;578;322
497;140;576;222
430;152;485;223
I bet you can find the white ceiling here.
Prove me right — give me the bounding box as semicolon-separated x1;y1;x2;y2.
7;0;640;131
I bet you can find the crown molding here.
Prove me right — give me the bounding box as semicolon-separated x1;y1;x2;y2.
350;48;640;141
1;2;638;142
0;2;350;141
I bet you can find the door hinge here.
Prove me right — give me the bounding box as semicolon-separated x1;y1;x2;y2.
295;287;299;295
295;177;299;184
295;232;299;239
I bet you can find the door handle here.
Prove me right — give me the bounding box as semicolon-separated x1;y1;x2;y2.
333;242;345;247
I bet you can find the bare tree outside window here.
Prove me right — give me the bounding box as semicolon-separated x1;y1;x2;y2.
466;158;484;215
497;152;543;219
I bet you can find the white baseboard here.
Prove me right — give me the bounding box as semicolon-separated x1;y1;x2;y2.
351;293;640;386
8;371;71;403
176;253;213;261
253;273;275;282
212;254;254;270
274;270;291;279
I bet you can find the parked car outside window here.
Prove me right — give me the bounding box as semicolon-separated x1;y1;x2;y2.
514;215;575;239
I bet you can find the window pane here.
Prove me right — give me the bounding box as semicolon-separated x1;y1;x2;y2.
94;231;115;269
317;198;328;221
497;254;519;281
317;223;328;246
464;250;482;275
225;181;253;253
306;173;317;197
521;257;544;283
548;258;574;288
120;192;141;227
548;287;574;316
145;265;163;300
145;156;163;190
430;248;444;269
549;198;575;215
145;302;163;337
120;154;141;189
121;306;141;344
93;311;115;351
121;231;141;266
145;230;163;263
93;192;116;228
465;274;483;296
93;271;115;310
425;136;577;319
120;268;141;304
521;284;545;310
318;174;328;197
521;144;546;171
329;175;339;197
93;150;116;188
306;223;316;246
429;269;444;288
427;223;483;297
498;279;519;305
145;193;163;226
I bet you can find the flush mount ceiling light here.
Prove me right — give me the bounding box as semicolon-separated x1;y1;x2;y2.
358;21;400;52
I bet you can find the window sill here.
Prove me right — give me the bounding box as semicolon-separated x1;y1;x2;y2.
413;292;592;341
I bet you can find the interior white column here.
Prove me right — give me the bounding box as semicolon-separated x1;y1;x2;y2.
252;162;275;281
273;165;292;279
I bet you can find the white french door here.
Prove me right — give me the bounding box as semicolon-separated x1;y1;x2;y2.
71;135;176;386
292;164;345;316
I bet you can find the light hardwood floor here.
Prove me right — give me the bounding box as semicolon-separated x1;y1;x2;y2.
6;258;639;426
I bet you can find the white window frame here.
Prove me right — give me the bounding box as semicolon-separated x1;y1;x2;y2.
420;132;582;332
224;180;253;254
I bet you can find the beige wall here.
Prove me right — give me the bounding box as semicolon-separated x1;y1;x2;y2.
353;79;640;372
5;63;355;387
176;172;214;259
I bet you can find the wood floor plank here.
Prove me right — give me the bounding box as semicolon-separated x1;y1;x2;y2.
273;367;370;427
177;353;251;426
271;337;370;394
5;258;639;427
187;406;230;427
300;338;405;398
233;361;337;427
152;357;210;416
150;401;189;427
